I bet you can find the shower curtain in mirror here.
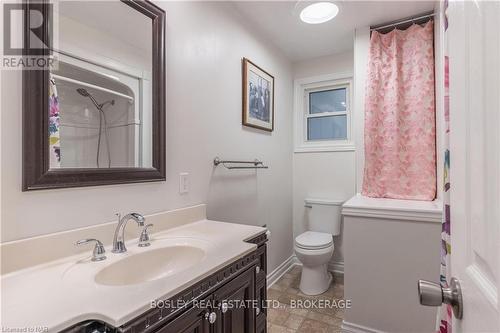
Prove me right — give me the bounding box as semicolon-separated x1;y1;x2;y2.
49;74;61;168
362;21;436;200
438;2;452;332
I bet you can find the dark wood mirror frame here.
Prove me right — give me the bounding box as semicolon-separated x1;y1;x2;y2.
22;0;166;191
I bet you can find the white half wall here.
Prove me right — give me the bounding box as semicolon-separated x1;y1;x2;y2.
292;52;355;271
343;213;441;333
0;1;294;273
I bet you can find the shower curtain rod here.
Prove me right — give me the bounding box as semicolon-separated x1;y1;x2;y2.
60;122;141;130
370;12;435;32
51;74;134;101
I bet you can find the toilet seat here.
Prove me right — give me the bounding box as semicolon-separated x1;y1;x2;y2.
295;231;333;250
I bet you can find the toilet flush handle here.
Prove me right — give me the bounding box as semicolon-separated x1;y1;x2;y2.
304;204;313;208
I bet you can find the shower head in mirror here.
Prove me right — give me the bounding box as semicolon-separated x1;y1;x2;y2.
76;88;115;109
76;88;90;97
75;87;112;168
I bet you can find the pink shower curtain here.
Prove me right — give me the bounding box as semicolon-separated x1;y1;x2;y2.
362;22;436;201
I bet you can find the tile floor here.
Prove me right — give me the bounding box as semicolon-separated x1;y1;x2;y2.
266;266;344;333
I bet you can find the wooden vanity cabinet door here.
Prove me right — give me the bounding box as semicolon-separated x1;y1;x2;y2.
154;301;211;333
213;266;256;333
256;317;267;333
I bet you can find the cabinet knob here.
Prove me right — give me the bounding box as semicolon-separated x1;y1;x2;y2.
255;266;260;274
221;302;229;314
256;307;260;315
205;311;217;324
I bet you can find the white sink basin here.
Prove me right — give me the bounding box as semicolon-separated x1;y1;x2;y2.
94;245;206;286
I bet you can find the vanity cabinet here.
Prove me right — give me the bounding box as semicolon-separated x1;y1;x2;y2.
61;233;267;333
158;267;256;333
154;265;257;333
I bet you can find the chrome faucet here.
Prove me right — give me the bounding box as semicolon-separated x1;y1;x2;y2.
112;212;145;253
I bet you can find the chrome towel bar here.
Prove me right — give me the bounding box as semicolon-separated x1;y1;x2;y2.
213;157;269;170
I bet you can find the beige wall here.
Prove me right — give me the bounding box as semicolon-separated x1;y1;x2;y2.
292;52;355;272
293;52;354;79
0;1;294;273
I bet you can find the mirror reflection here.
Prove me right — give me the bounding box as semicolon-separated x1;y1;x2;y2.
49;1;152;169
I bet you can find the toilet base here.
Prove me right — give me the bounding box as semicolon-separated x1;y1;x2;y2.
299;264;332;295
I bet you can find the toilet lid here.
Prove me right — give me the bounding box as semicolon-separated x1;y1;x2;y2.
295;231;333;250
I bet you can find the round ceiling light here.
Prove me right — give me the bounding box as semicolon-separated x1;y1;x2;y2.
300;2;339;24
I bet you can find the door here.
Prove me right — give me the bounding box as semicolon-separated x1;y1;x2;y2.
213;266;256;333
448;0;500;331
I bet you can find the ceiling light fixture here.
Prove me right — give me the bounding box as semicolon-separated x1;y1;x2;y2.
300;2;339;24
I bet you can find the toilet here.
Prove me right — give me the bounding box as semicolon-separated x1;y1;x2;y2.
295;198;343;295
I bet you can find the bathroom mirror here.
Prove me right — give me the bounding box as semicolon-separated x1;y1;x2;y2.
23;0;165;190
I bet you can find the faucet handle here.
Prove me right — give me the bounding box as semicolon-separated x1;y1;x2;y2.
138;224;154;247
76;238;106;261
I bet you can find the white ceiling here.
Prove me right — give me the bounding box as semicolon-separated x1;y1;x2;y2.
232;1;436;62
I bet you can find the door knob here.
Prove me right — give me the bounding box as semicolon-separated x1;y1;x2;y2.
418;277;463;319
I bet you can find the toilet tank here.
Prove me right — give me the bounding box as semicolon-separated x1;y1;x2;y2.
305;198;343;235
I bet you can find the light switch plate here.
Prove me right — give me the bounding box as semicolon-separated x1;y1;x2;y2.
179;172;189;194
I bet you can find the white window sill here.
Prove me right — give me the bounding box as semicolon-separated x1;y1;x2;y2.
294;143;356;153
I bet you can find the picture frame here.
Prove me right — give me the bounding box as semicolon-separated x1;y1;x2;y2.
242;58;274;132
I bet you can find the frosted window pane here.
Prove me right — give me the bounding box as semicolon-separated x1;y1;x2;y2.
309;88;346;114
307;115;347;141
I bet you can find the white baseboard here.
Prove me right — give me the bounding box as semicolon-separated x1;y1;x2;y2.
329;260;344;275
266;255;299;288
267;255;344;289
342;321;387;333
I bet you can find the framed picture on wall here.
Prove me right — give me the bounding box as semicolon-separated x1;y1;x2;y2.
242;58;274;132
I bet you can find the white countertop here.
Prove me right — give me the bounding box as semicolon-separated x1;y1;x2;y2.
1;220;266;332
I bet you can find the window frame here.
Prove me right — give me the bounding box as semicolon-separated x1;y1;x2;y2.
294;73;354;153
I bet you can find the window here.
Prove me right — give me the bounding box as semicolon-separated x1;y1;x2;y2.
294;74;354;152
307;87;348;141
